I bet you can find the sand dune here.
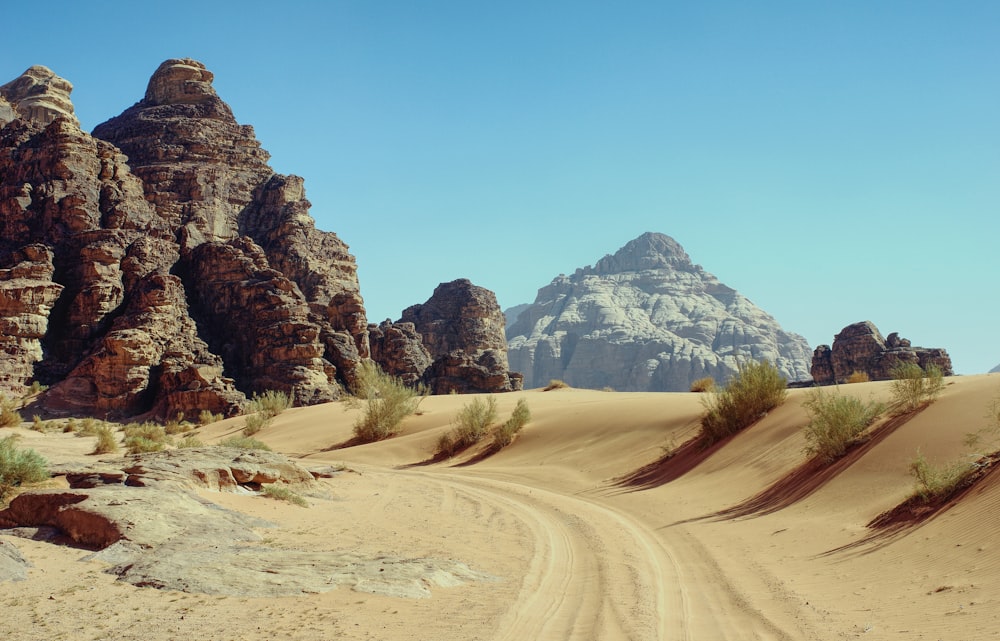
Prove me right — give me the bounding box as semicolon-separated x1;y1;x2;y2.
3;375;999;640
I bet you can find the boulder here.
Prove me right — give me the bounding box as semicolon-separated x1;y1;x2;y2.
810;321;954;384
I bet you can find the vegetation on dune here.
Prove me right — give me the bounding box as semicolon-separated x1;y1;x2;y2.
689;376;716;393
241;389;292;436
350;361;426;443
845;370;871;384
889;362;944;414
802;389;884;462
91;425;120;455
491;398;532;450
0;394;23;428
699;360;787;445
543;379;569;391
437;396;499;458
0;435;49;500
198;409;223;425
123;422;171;454
219;435;272;451
261;483;309;507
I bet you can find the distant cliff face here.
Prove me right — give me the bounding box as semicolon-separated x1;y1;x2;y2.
0;60;367;417
506;232;812;391
810;321;953;384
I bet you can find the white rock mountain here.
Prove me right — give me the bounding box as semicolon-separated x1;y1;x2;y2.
506;232;812;391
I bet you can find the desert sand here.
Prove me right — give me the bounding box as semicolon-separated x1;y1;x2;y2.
3;375;1000;640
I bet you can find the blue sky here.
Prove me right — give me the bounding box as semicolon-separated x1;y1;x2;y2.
4;1;998;374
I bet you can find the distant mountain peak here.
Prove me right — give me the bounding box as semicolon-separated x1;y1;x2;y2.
589;232;692;275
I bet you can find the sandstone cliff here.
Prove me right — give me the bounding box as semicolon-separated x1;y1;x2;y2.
506;232;812;391
0;60;367;416
810;321;953;384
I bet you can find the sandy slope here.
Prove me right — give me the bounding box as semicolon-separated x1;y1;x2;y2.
3;375;1000;640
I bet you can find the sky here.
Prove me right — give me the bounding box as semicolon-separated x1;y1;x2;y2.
3;1;998;374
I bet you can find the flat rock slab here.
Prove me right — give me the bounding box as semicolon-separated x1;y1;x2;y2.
0;538;31;582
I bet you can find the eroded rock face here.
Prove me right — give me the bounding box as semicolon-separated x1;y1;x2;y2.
0;59;366;415
400;279;521;394
0;65;78;127
368;320;433;387
810;321;954;384
506;232;813;391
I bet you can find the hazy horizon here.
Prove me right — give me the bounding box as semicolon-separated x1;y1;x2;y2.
3;1;997;374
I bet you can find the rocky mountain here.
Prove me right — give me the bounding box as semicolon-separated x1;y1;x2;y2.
1;60;366;417
810;321;953;384
506;232;812;391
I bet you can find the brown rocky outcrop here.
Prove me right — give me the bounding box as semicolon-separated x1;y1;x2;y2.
400;279;522;394
0;60;369;416
368;320;433;387
810;321;954;384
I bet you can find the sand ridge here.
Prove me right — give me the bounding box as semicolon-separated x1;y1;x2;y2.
3;375;1000;640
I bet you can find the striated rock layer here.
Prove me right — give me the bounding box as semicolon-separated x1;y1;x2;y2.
0;59;367;416
810;321;953;384
506;232;812;391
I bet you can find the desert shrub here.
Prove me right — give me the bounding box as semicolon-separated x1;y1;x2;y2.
91;425;119;455
122;422;170;454
24;381;47;397
0;394;22;428
243;412;270;436
802;390;884;462
30;415;46;432
689;376;716;393
846;370;871;384
543;379;569;391
164;413;195;435
261;484;309;507
64;418;78;433
175;435;205;449
700;361;787;445
350;362;426;443
219;435;272;451
76;417;100;437
0;435;49;500
249;390;291;419
492;398;531;449
909;451;974;502
890;362;944;413
437;396;498;457
198;410;222;425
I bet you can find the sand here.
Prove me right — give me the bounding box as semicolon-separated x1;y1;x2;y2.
3;374;1000;640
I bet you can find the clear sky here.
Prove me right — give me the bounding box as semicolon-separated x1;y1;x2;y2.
4;1;998;374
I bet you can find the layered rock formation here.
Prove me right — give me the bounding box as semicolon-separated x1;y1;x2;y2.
395;279;522;394
0;59;367;416
810;321;953;384
506;232;812;391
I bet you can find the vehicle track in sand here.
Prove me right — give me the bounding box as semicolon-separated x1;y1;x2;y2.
401;469;799;641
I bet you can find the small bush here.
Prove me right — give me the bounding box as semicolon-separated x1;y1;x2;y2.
492;398;531;449
76;417;100;437
24;381;47;397
543;379;569;391
437;396;498;457
249;390;292;419
198;410;222;425
350;362;426;443
122;422;170;454
175;435;205;449
261;484;309;507
242;413;270;436
700;361;787;444
845;370;871;384
802;390;884;462
91;425;119;455
0;394;22;428
890;362;944;414
689;377;716;393
219;435;272;451
165;413;194;435
910;451;973;502
64;418;78;433
0;435;49;500
30;415;46;432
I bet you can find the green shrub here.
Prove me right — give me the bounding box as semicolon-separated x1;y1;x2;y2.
261;484;309;507
890;362;944;413
198;410;222;425
91;425;119;455
689;376;716;393
0;435;49;500
491;398;531;449
175;435;205;449
700;361;787;444
350;362;426;443
437;396;498;457
122;422;170;454
802;390;884;462
543;379;569;391
0;394;22;428
242;412;270;436
249;390;292;419
219;435;272;451
910;450;973;502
